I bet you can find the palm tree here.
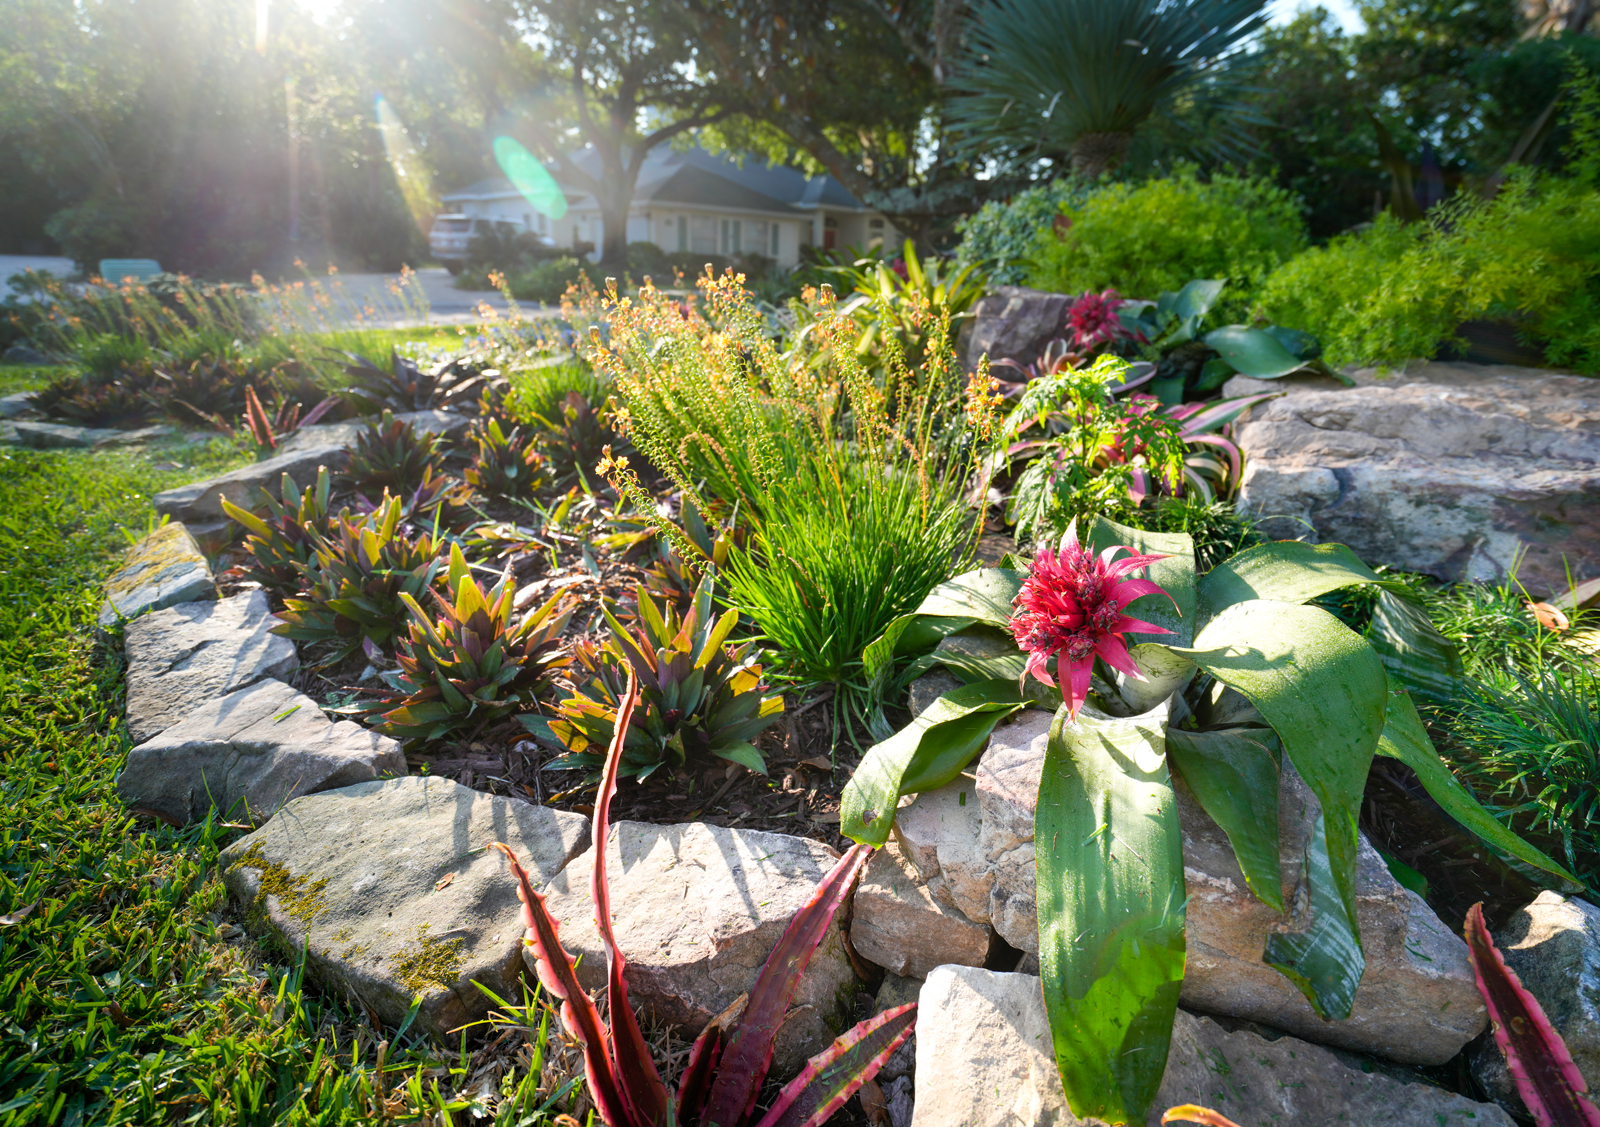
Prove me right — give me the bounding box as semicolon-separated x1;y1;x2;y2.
946;0;1269;179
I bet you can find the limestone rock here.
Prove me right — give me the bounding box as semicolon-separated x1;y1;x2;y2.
123;590;297;742
0;391;40;418
118;678;403;824
1469;891;1600;1114
910;966;1514;1127
536;820;860;1074
100;521;214;628
277;409;467;457
874;972;922;1084
964;287;1071;371
893;773;991;925
10;420;120;447
395;408;471;441
851;840;991;979
974;710;1486;1065
907;670;963;718
152;444;347;524
220;776;589;1039
1231;361;1600;591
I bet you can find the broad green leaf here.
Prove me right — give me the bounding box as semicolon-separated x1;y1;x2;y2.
1173;600;1387;1019
1117;643;1195;714
908;568;1024;627
929;624;1025;683
1366;591;1465;707
1376;688;1582;890
713;741;768;775
862;612;976;682
841;680;1029;846
1263;325;1321;360
1261;811;1366;1019
1037;700;1186;1125
1167;726;1284;911
1082;516;1197;646
1203;325;1314;379
1197;540;1379;625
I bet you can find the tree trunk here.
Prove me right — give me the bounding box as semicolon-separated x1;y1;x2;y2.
594;144;636;273
1069;132;1132;181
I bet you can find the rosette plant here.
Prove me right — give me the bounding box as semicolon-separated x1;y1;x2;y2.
842;515;1585;1125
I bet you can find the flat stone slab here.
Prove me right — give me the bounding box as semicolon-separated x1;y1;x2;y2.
891;708;1486;1065
123;590;297;742
220;776;590;1039
0;391;39;418
910;966;1514;1127
118;678;403;824
9;420;121;447
852;839;991;979
152;444;347;524
1229;361;1600;592
100;521;215;628
278;409;468;457
1470;891;1600;1116
537;820;861;1075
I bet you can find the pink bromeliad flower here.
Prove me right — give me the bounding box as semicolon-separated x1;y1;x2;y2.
1008;525;1175;719
1066;288;1126;351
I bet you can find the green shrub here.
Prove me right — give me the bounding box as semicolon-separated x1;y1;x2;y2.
1258;176;1600;370
954;180;1088;285
1026;166;1308;315
506;257;603;305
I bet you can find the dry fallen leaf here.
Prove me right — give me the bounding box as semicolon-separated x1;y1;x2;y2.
1529;601;1570;632
435;872;456;892
858;1078;889;1126
0;901;38;926
798;756;835;772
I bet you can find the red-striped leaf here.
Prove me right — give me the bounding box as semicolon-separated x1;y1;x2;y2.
1464;902;1600;1127
701;842;874;1127
1162;1107;1246;1126
593;668;672;1126
753;1002;917;1127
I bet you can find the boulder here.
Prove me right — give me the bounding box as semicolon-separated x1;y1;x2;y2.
892;772;992;926
152;444;347;524
535;820;861;1074
0;391;40;418
9;420;121;447
967;709;1486;1065
910;966;1515;1127
907;670;963;718
117;678;403;824
1469;891;1600;1114
276;409;468;457
122;590;297;742
1229;361;1600;592
3;343;51;366
963;287;1071;371
220;776;589;1039
850;840;991;979
100;521;214;628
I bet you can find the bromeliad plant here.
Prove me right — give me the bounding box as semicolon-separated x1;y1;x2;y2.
344;410;448;495
272;496;446;663
842;515;1587;1125
373;544;575;741
221;466;337;600
494;668;916;1127
464;417;549;499
536;573;784;780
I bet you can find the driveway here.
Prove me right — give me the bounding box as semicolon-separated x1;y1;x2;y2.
0;256;76;299
330;267;550;327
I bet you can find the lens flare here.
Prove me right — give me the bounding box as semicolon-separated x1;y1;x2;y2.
374;94;437;235
492;136;567;220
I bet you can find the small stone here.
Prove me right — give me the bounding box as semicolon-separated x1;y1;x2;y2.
536;820;860;1075
874;972;922;1083
152;445;347;524
117;678;403;824
851;840;991;979
220;776;589;1039
892;773;991;924
91;424;171;447
123;590;297;742
1469;891;1600;1116
974;714;1487;1065
10;420;119;448
909;966;1515;1127
100;521;215;628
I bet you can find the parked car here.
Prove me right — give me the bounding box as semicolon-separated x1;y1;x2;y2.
429;215;552;274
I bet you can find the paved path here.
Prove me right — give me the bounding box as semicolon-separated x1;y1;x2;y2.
323;267;541;327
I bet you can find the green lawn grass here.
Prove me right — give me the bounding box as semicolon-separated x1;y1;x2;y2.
0;391;576;1124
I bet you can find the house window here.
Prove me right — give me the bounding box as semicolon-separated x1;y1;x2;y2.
690;216;717;254
869;218;884;229
771;223;780;256
677;216;687;252
745;221;768;257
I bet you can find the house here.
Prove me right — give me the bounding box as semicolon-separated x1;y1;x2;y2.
438;146;901;269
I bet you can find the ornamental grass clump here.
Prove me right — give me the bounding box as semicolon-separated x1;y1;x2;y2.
844;515;1586;1126
495;668;915;1127
539;573;783;780
374;544;574;741
272;495;446;664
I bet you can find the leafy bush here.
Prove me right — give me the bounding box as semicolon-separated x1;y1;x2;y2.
273;497;445;664
373;545;574;742
1027;166;1308;316
954;180;1088;285
504;257;603;305
542;575;784;780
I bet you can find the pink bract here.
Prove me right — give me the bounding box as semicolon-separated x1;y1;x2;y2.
1008;525;1175;719
1067;288;1126;351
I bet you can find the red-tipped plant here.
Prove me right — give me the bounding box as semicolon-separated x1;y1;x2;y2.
1464;902;1600;1127
493;666;915;1127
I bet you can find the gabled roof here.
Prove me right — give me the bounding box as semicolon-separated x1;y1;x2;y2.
440;146;870;215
